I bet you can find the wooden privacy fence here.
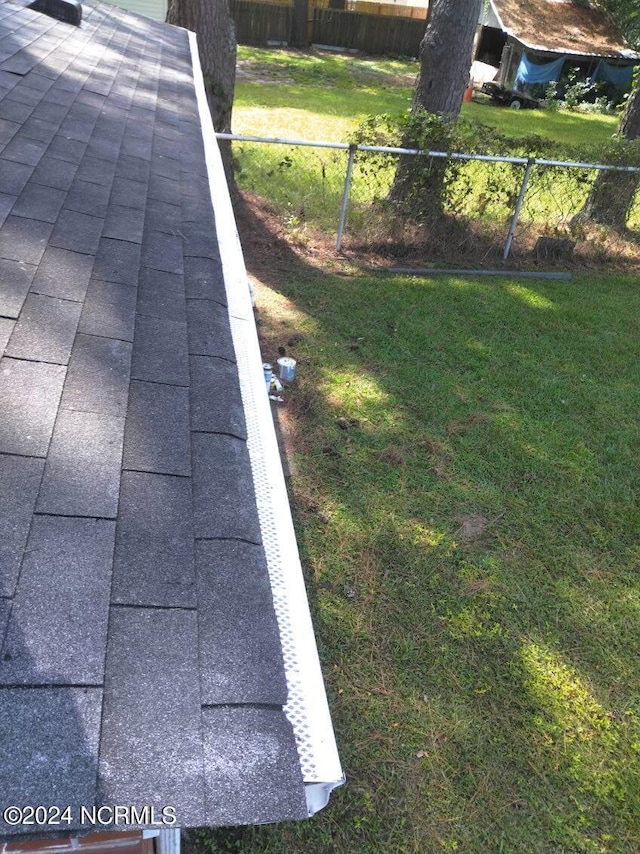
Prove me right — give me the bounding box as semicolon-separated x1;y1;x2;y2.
229;0;425;55
230;0;292;45
311;6;424;54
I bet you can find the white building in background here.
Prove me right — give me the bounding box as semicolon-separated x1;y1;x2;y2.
108;0;167;21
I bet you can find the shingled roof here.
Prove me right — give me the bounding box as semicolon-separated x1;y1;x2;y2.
490;0;638;59
0;0;342;839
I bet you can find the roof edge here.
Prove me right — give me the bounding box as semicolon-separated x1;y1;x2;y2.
186;30;344;810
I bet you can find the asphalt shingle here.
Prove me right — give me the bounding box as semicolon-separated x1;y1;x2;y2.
61;333;132;417
190;354;247;439
0;0;326;830
123;379;190;476
36;409;125;518
186;298;234;358
112;471;196;608
0;688;102;836
102;204;145;244
78;277;137;342
0;598;8;648
30;245;94;302
0;357;65;457
30;153;78;191
0;454;44;597
0;517;115;685
141;229;183;274
130;314;189;386
50;207;104;255
0;214;53;264
92;236;141;286
5;292;81;364
0;159;33;196
0;317;13;351
11;181;65;223
196;540;288;705
0;257;37;318
99;608;205;826
137;269;186;321
192;433;262;544
65;177;110;217
202;707;308;825
184;255;226;304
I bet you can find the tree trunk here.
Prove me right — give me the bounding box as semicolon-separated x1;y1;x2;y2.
389;0;483;213
411;0;482;117
577;77;640;229
167;0;237;178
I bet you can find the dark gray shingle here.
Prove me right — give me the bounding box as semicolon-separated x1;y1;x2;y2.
30;245;94;302
50;207;104;255
11;181;66;223
186;298;234;358
0;688;102;836
196;540;288;705
102;204;145;244
61;333;132;417
202;707;308;825
78;277;137;342
92;236;141;286
99;608;205;827
112;471;196;608
36;409;125;518
141;229;183;275
0;214;53;264
30;154;78;191
190;354;246;439
5;292;81;364
184;255;226;304
0;317;13;351
0;159;33;195
123;379;190;476
192;433;262;543
0;517;115;685
0;357;65;456
130;314;189;386
0;454;44;597
0;257;37;318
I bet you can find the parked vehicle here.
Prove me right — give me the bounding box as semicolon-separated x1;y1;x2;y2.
480;81;539;109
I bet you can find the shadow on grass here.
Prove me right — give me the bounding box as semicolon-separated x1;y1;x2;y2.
200;193;640;854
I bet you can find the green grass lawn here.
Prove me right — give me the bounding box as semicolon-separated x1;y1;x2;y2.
198;45;640;854
232;47;632;239
202;262;640;854
234;46;619;145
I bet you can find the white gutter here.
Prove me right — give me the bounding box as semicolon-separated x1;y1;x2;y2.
188;31;344;815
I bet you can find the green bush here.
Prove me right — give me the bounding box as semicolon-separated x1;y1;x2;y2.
349;109;640;226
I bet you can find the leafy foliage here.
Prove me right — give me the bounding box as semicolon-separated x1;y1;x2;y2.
350;109;640;225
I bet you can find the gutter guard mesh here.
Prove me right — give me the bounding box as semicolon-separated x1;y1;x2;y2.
187;31;343;797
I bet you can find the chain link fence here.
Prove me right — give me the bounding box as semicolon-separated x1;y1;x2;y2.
222;133;640;264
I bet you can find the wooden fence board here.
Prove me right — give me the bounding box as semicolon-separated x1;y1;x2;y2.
230;0;425;56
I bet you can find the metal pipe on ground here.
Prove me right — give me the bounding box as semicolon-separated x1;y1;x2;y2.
387;268;572;281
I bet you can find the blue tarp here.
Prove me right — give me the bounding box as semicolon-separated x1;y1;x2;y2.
591;59;635;89
515;54;566;88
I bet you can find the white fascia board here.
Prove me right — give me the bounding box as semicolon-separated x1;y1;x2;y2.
187;31;344;814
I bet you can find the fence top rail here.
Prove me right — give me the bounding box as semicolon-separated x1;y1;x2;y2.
216;133;640;174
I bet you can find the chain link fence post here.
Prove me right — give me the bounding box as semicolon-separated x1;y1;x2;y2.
336;143;357;251
504;157;535;260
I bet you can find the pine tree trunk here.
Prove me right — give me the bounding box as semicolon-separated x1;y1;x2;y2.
389;0;483;212
578;79;640;229
167;0;237;178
